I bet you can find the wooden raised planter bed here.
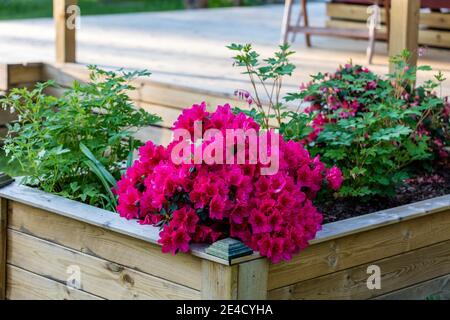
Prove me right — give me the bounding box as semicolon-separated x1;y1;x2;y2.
0;181;449;300
1;62;450;300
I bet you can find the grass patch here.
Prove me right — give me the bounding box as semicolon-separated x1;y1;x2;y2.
0;0;183;20
0;0;265;20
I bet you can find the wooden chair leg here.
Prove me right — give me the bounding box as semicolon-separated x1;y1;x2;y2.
281;0;294;44
291;3;303;43
367;3;378;64
301;0;311;47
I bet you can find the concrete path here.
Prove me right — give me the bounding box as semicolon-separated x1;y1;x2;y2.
0;3;449;96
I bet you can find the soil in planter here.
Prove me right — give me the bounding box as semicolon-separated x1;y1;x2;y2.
317;164;450;224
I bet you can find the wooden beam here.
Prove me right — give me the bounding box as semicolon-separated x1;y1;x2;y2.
0;198;7;300
53;0;77;63
388;0;420;71
201;261;238;299
201;258;269;300
238;259;269;300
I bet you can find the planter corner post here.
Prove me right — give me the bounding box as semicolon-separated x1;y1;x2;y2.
202;238;268;300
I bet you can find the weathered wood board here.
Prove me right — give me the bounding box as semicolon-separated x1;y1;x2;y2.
1;180;449;300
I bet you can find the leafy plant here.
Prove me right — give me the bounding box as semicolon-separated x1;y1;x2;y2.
1;66;161;210
230;44;449;199
228;43;297;128
292;53;449;197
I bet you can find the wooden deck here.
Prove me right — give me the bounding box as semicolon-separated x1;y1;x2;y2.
0;3;449;98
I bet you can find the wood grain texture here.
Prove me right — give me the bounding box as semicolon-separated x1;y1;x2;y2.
6;264;101;300
7;229;200;300
201;261;238;300
420;12;450;30
269;208;450;290
0;183;232;265
7;201;203;290
0;198;7;300
419;29;450;49
388;0;420;70
374;273;450;300
238;259;269;300
268;238;450;300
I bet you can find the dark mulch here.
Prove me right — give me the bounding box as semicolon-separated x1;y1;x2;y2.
317;164;450;224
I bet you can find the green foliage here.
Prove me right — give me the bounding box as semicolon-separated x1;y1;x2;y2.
228;43;296;128
0;0;184;20
293;56;448;198
1;66;161;210
231;44;449;199
311;105;430;198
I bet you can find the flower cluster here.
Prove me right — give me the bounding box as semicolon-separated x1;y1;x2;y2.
300;63;449;163
115;103;342;263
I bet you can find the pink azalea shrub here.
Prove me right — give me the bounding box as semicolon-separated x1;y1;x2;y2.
115;103;342;263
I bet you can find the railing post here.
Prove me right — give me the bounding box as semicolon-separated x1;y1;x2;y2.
53;0;78;63
388;0;420;71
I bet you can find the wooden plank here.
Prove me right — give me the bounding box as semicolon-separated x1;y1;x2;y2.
421;12;450;30
268;238;450;300
326;3;387;23
1;181;449;268
374;273;450;300
201;260;238;299
54;0;77;63
136;102;181;129
313;195;450;246
419;29;450;49
7;229;200;300
7;201;203;290
7;264;101;300
268;208;450;290
326;19;450;48
42;63;248;110
327;3;450;30
134;125;173;146
238;259;269;300
0;182;233;265
7;64;43;86
137;80;247;110
0;198;7;300
388;0;420;70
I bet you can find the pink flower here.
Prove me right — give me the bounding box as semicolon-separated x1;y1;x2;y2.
172;207;199;233
117;186;140;220
158;225;191;255
209;194;226;220
326;166;344;191
116;103;340;263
